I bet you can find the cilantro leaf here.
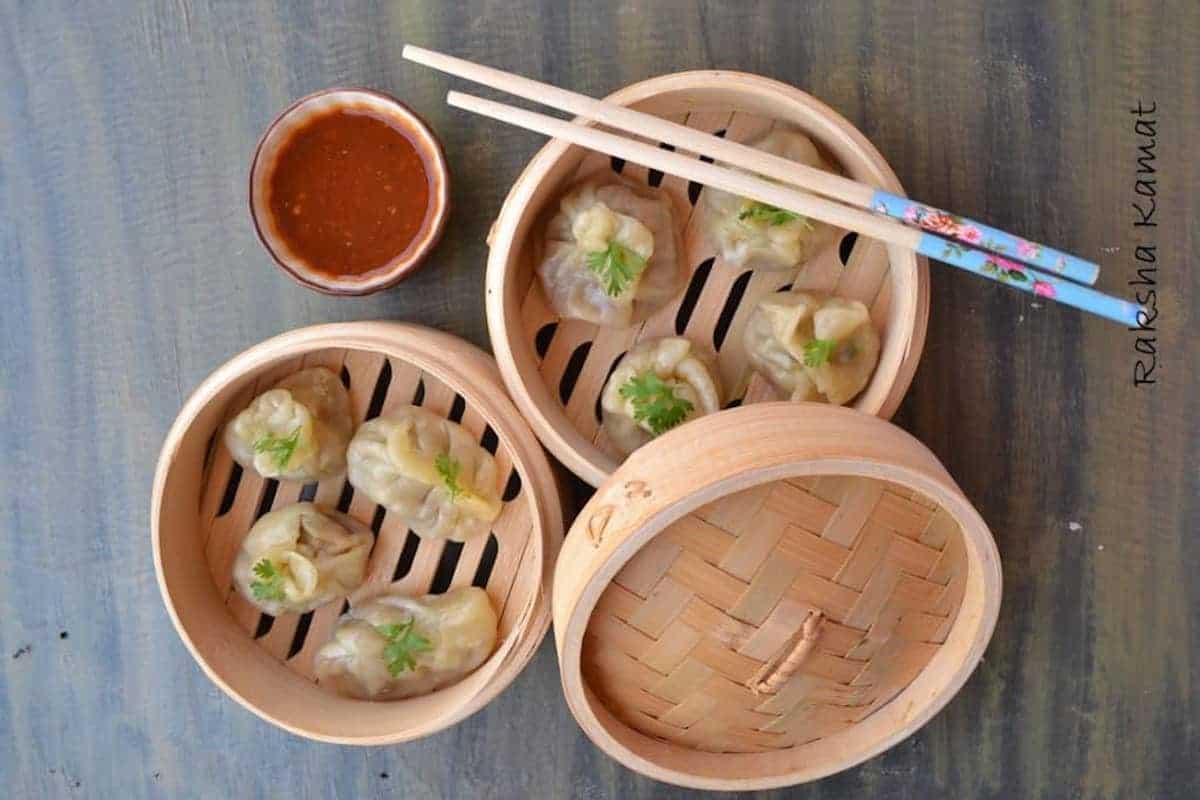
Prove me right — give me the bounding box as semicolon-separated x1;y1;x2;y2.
434;453;463;500
253;427;302;469
738;201;811;228
376;620;432;676
618;370;695;436
803;338;836;368
250;558;286;602
585;241;647;297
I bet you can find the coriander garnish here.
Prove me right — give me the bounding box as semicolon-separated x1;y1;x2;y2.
803;338;836;368
618;370;695;436
434;453;463;500
376;619;432;676
586;241;647;297
253;427;302;469
250;558;286;602
738;201;810;228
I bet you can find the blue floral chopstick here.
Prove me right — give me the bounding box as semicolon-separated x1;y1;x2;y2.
872;190;1100;286
426;50;1136;326
406;46;1105;291
913;233;1140;325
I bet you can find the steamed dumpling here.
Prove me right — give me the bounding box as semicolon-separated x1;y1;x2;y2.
224;367;353;482
315;586;498;700
743;291;880;405
702;129;837;270
232;503;373;616
538;177;685;327
600;337;722;456
346;406;502;541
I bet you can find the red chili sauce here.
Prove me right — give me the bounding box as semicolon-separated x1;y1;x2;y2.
267;106;431;277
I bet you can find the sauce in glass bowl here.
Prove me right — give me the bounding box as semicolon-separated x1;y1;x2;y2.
250;89;449;295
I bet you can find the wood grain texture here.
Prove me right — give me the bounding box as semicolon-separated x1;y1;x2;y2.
0;1;1196;798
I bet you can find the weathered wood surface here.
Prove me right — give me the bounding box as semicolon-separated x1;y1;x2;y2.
1;1;1196;798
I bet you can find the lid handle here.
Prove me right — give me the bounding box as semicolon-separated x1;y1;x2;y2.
748;610;824;695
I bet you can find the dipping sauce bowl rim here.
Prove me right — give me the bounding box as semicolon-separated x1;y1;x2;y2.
248;86;450;296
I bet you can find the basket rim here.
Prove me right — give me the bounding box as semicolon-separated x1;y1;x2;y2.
151;321;561;744
485;69;931;488
551;402;1001;790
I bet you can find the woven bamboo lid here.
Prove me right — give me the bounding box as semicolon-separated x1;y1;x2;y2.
552;403;1000;790
152;322;562;743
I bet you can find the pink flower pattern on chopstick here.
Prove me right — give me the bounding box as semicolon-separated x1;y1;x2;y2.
908;207;1069;300
906;222;1137;324
904;205;987;248
1032;280;1057;298
1017;239;1042;260
872;190;1100;285
981;256;1029;284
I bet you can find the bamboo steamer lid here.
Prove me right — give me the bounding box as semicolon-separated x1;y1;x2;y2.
152;322;562;743
552;402;1000;790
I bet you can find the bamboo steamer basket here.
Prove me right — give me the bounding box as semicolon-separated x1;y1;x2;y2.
151;322;562;743
552;403;1001;790
485;70;930;486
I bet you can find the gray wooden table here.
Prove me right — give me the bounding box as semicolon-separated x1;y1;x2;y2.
2;2;1197;798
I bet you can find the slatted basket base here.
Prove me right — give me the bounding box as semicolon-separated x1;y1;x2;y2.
153;323;562;744
487;70;930;486
553;404;1001;790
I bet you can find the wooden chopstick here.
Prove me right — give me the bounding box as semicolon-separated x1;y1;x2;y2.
445;90;1141;327
404;44;1100;287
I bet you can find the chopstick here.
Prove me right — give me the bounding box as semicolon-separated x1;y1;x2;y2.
404;44;1100;287
445;90;1142;327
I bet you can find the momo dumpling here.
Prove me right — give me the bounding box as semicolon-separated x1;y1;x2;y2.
538;177;685;327
702;129;837;270
346;406;502;541
743;291;880;405
224;367;353;482
600;337;722;456
314;586;498;700
232;503;373;616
